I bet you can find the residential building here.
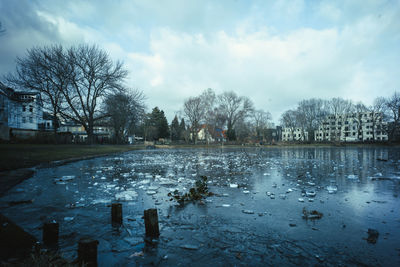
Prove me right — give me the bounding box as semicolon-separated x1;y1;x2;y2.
0;82;43;140
315;112;388;142
58;121;113;143
282;127;308;142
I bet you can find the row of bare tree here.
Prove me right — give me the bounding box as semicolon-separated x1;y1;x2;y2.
181;88;272;143
5;44;145;144
280;94;400;142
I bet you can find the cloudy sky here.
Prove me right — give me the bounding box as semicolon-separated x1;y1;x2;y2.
1;0;399;123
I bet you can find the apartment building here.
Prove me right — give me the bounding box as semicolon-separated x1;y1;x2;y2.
282;127;308;142
315;112;388;142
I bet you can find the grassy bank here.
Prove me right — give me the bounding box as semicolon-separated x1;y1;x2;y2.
0;144;145;171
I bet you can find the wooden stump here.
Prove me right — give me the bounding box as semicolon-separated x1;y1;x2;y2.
42;221;59;246
78;238;99;267
144;209;159;237
111;203;122;225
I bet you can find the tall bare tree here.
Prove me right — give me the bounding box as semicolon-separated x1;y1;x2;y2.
252;109;272;141
218;91;254;141
6;45;70;142
385;92;400;141
328;98;353;141
183;96;206;144
105;89;145;143
61;45;128;144
368;97;387;141
280;109;298;141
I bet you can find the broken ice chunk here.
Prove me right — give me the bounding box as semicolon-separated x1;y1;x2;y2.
298;198;304;202
306;190;316;197
115;190;138;201
230;184;238;188
326;185;338;194
242;210;254;214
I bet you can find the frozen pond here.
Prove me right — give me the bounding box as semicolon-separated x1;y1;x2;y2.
1;147;400;266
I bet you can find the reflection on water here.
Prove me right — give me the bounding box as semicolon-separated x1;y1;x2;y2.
1;147;399;266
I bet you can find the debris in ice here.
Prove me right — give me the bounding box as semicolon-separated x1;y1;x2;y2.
130;251;144;257
307;182;316;186
263;173;270;176
101;177;106;180
180;244;199;250
286;188;293;193
302;207;323;220
308;198;314;202
306;190;316;197
272;183;277;188
326;185;338;194
289;223;297;227
298;198;304;202
146;191;157;195
222;204;231;207
366;228;379;244
243;190;250;194
139;179;150;185
266;192;271;196
270;194;275;199
279;194;286;199
115;190;138;201
64;217;74;221
230;183;238;188
242;210;255;214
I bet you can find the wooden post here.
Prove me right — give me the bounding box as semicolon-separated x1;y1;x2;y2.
111;203;122;225
78;238;99;267
42;221;59;246
144;209;159;237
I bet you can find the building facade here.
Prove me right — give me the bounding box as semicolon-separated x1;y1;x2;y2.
315;112;388;142
0;83;44;140
282;127;308;142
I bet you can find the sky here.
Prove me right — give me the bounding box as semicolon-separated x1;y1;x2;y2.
1;0;399;124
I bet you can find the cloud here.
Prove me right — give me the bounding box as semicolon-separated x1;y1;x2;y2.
1;0;399;124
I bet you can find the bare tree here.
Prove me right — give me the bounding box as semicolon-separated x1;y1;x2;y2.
218;91;254;141
252;109;272;141
352;102;368;141
280;109;298;141
328;98;353;142
296;98;328;141
105;89;145;143
183;96;206;144
385;92;400;141
6;45;70;142
368;97;387;141
61;45;128;144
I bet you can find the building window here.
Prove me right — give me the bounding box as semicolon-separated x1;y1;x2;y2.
29;106;33;112
22;106;26;112
22;117;26;123
29;117;33;123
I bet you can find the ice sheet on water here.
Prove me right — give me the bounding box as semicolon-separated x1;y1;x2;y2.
115;190;138;201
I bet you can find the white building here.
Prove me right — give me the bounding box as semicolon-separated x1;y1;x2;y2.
315;112;388;142
282;127;308;142
0;83;44;139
